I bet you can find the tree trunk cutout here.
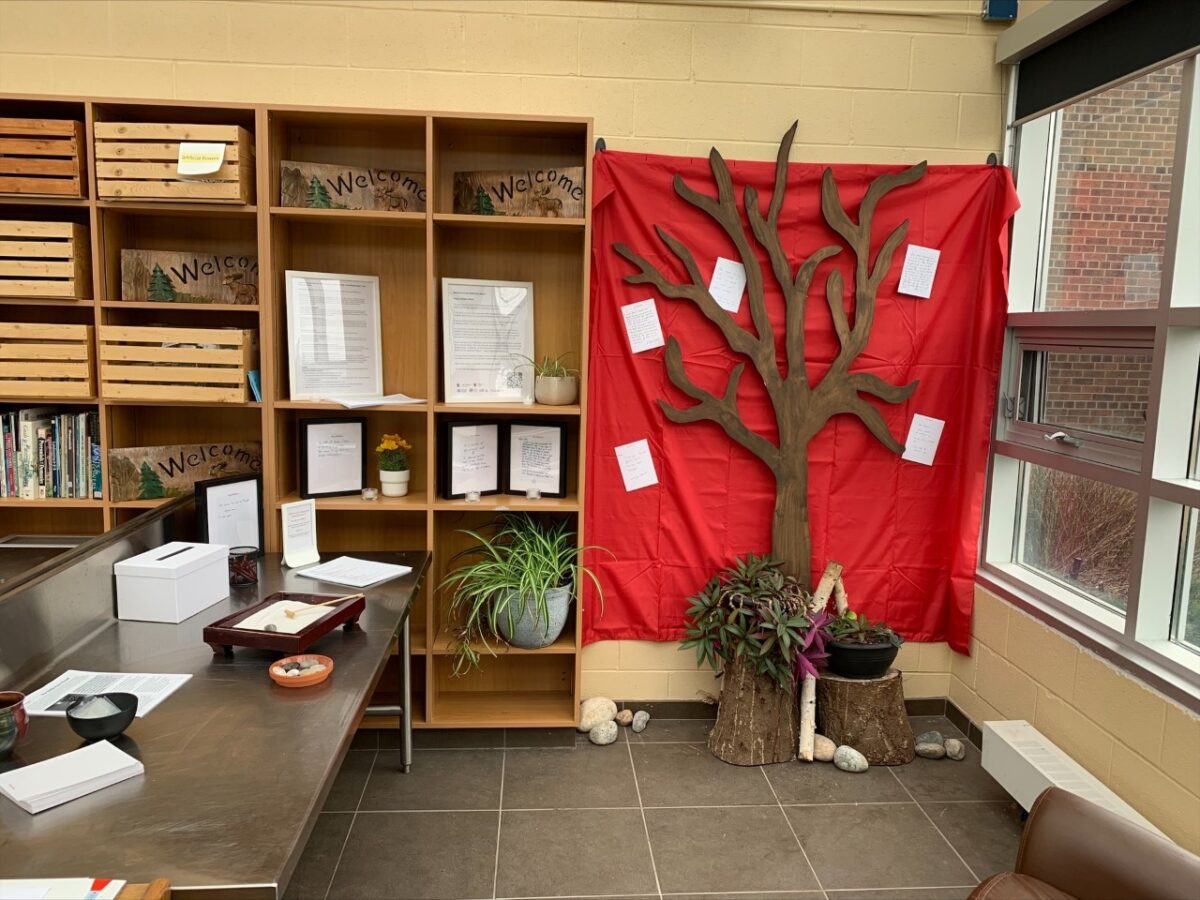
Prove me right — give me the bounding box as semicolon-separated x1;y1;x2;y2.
613;123;925;590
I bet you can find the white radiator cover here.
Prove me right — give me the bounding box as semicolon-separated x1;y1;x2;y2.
981;719;1164;838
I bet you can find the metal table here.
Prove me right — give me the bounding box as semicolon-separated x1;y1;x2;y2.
0;550;429;899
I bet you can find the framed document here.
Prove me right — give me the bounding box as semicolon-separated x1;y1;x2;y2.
298;417;367;498
505;422;567;497
285;270;383;401
195;473;264;555
438;421;502;499
441;277;534;403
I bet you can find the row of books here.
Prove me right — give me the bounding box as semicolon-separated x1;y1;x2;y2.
0;407;102;500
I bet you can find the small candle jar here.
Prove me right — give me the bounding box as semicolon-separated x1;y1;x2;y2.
526;488;541;500
362;487;379;502
228;546;259;586
522;396;534;406
465;490;481;503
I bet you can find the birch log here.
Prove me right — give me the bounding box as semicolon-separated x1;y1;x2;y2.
799;560;844;760
833;577;849;615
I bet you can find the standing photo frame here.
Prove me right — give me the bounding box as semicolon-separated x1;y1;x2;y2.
441;277;534;403
195;473;264;556
438;420;502;499
285;270;383;402
298;417;368;499
504;421;568;497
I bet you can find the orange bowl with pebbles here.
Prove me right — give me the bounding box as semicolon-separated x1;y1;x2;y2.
269;654;334;688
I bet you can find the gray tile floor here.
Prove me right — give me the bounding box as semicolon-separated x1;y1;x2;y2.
286;715;1023;900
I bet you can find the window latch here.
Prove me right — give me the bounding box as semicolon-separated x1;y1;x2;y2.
1044;430;1083;448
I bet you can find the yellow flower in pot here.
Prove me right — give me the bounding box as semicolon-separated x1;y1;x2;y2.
375;433;412;497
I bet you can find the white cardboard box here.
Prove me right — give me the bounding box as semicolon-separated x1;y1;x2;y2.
115;541;229;623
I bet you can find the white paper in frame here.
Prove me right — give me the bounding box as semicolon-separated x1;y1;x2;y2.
285;270;383;401
441;277;535;403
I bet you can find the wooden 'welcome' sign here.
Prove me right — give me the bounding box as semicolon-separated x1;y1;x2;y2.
120;249;258;305
108;441;262;502
280;160;427;212
452;167;585;218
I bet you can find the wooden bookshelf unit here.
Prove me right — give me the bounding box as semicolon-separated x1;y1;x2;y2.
0;93;593;730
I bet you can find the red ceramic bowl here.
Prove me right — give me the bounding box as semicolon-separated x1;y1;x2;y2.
1;691;29;760
269;654;334;688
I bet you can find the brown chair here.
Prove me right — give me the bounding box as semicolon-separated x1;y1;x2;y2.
970;787;1200;900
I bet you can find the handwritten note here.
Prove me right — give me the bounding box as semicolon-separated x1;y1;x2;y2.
615;439;658;492
898;245;940;299
708;257;746;313
901;414;945;466
177;142;226;176
281;499;319;568
621;298;665;354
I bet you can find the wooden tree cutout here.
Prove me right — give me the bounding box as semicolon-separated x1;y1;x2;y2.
614;122;926;592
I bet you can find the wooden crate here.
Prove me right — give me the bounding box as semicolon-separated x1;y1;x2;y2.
99;325;258;403
0;220;91;299
0;118;85;197
0;322;94;399
94;123;255;205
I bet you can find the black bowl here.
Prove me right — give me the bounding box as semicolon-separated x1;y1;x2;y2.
826;640;900;679
65;692;138;741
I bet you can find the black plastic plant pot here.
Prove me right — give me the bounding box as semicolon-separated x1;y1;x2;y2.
826;640;899;679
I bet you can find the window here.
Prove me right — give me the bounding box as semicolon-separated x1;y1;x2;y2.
984;54;1200;698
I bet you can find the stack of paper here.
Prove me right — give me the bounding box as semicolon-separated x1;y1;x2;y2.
0;878;125;900
0;741;143;814
297;555;412;588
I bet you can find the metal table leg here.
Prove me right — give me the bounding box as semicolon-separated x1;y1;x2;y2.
399;615;412;773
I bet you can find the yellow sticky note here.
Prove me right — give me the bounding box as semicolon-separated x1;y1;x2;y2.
177;142;226;176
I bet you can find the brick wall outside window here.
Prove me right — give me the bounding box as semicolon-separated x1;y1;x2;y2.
1044;62;1184;311
1041;351;1152;441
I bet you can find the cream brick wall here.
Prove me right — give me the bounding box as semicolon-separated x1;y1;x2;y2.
0;0;1005;702
957;585;1200;853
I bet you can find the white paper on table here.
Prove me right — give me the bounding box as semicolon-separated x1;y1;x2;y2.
621;298;665;354
450;423;500;494
304;420;364;495
0;885;49;900
202;477;260;549
614;439;658;492
708;257;746;313
297;555;412;589
286;270;383;401
176;141;225;176
281;499;320;568
23;670;191;718
897;245;941;299
901;414;945;466
320;393;425;409
0;878;125;900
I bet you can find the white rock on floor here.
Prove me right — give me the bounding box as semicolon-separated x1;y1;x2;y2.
578;697;617;732
833;745;869;773
944;738;966;761
631;710;650;732
915;741;946;760
588;720;618;745
813;734;836;762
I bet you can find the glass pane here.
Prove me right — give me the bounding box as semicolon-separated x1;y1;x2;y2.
1175;509;1200;652
1041;60;1185;311
1018;348;1151;441
1019;463;1135;612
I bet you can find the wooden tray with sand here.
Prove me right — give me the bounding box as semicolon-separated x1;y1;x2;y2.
203;591;366;656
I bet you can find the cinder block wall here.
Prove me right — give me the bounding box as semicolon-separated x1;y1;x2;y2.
956;586;1200;853
0;0;1006;700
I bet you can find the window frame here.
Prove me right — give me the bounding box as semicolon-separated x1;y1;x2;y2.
980;52;1200;712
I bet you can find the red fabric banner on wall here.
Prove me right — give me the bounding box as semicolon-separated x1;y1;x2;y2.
583;149;1018;654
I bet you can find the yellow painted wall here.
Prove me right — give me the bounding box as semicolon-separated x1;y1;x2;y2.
0;0;1007;702
957;585;1200;853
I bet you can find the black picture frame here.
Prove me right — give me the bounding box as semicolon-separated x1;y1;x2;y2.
504;421;568;497
195;473;264;557
438;420;503;499
298;416;368;499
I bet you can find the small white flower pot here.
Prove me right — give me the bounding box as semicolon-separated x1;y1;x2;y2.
534;375;578;406
379;468;410;497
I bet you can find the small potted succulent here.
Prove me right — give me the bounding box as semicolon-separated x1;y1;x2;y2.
524;353;579;406
822;608;904;679
441;514;606;674
375;433;412;497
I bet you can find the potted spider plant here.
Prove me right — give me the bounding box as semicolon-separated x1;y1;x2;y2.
522;353;579;406
441;514;605;674
822;608;904;679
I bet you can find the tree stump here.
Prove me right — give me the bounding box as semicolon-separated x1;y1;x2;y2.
816;669;914;765
708;656;797;766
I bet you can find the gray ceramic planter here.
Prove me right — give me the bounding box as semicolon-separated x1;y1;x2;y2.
534;375;578;406
496;585;571;649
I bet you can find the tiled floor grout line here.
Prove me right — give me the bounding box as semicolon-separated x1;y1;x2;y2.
624;725;664;900
346;797;1014;813
886;766;981;884
492;748;506;900
760;765;828;900
321;747;378;900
